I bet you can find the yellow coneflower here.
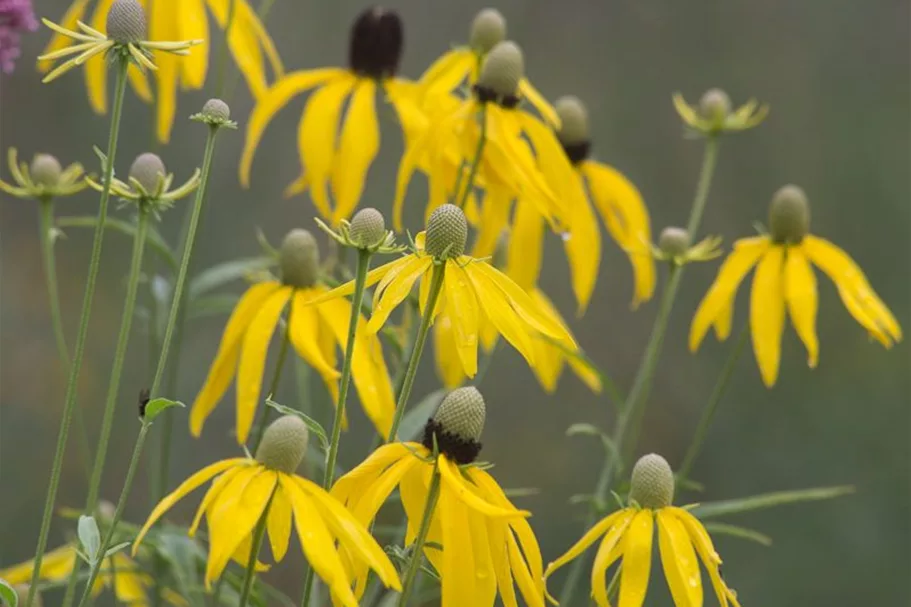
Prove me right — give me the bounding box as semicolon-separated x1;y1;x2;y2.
134;416;401;605
190;229;395;443
690;185;902;387
332;387;545;607
545;454;741;607
241;7;421;226
40;0;282;142
0;545;187;606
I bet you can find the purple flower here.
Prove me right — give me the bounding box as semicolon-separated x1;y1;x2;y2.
0;0;37;73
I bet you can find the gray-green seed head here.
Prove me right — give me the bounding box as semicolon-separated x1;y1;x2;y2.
699;88;732;123
30;154;62;188
769;184;810;244
478;40;524;98
106;0;146;43
425;204;468;260
348;207;386;249
555;96;590;145
469;8;506;54
280;229;320;288
434;387;486;443
201;98;231;121
658;227;691;257
255;415;309;474
129;152;166;194
629;453;675;509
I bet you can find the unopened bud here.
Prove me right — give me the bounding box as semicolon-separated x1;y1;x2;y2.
658;227;690;258
469;8;506;54
629;453;675;509
201;98;230;121
30;154;62;188
348;207;386;249
698;88;731;124
280;229;320;288
129;153;166;194
255;415;309;474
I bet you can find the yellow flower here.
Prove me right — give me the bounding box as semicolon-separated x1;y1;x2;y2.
672;88;768;136
316;205;576;382
189;229;395;443
0;545;187;606
690;185;902;387
332;387;545;607
545;454;741;607
134;416;401;605
241;7;419;226
0;148;88;199
40;0;282;142
393;41;563;233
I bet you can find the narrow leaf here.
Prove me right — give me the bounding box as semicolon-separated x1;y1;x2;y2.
57;216;177;269
143;398;186;422
189;294;241;319
0;579;18;607
265;400;329;453
189;257;275;298
703;522;773;546
398;389;445;441
103;541;133;558
691;485;855;519
77;515;101;563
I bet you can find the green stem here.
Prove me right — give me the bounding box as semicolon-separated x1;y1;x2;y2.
75;421;152;607
677;326;748;480
397;467;441;607
387;263;446;442
25;59;130;607
455;105;487;209
249;309;293;454
557;135;720;606
237;506;271;607
61;209;150;607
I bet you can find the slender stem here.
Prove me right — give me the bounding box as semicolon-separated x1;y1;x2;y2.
75;421;152;607
557;135;720;605
456;105;487;209
249;309;294;454
25;60;130;607
678;326;748;480
397;467;441;607
323;249;371;487
61;209;150;607
387;263;446;441
237;507;271;607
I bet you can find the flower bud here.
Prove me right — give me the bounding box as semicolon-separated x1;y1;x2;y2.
629;453;675;509
769;184;810;244
201;98;230;121
698;88;731;124
425;204;468;260
658;227;690;258
106;0;146;44
469;8;506;54
348;207;386;249
280;229;320;288
30;154;62;188
255;415;309;474
423;387;486;463
129;152;165;194
555;96;590;145
478;40;524;98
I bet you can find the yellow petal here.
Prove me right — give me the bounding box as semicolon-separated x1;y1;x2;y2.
590;512;635;607
178;0;208;88
657;509;702;607
133;459;248;552
439;479;477;607
672;508;731;607
419;48;474;99
304;257;403;305
240;69;347;186
290;290;341;381
506;526;543;607
332;79;381;224
110;554;152;603
391;110;435;231
433;302;468;389
84;0;116;114
367;256;434;333
207;0;280;96
750;246;786;387
0;545;76;584
149;0;180;142
784;247;819;368
235;287;292;443
487;519;518;607
189;465;245;536
438;456;528;518
38;0;92;73
399;461;443;574
563;177;602;315
443;262;480;377
519;78;560;127
471;187;513;258
465;263;537;366
127;64;153;102
689;237;769;352
190;282;283;437
330;442;413;507
266;482;293;562
506;198;545;292
618;509;654;607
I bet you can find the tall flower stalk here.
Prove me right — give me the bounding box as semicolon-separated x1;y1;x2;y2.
396;466;441;607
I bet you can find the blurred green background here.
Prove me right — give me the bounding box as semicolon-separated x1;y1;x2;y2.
1;0;909;604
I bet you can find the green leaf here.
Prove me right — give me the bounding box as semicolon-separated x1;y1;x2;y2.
77;515;101;563
57;216;177;269
189;294;241;320
703;522;773;547
690;485;855;519
566;423;620;461
143;398;185;422
0;579;18;607
265;400;329;453
398;389;445;441
189;257;275;298
103;541;132;558
503;487;539;499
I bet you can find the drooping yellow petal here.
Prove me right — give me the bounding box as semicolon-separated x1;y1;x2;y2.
519;78;560;128
266;482;293;562
443;262;480;377
419;48;475;100
126;64;153;102
330;442;413;507
289;290;341;381
240;69;347;186
332;79;380;224
466;264;537;366
434;303;467;389
563;176;602;315
750;246;786;387
149;0;180;142
235;287;292;443
672;508;731;607
618;509;655;607
38;0;92;73
178;0;209;88
590;511;635;607
133;459;249;551
109;554;153;603
467;509;498;605
190;282;283;437
367;256;434;333
657;509;702;607
391;112;436;232
784;246;820;368
471;187;513;258
399;462;444;574
207;0;281;96
305;256;405;306
506;528;543;607
0;544;77;585
506;198;545;292
439;478;478;607
689;237;769;352
438;456;529;518
487;519;518;607
85;0;116;114
189;465;245;536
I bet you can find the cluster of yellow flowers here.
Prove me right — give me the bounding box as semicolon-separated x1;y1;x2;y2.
1;2;902;607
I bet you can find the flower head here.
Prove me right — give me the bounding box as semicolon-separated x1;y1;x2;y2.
241;6;418;225
189;229;396;443
189;98;238;130
0;148;87;199
673;88;768;136
85;151;200;215
316;207;405;254
545;453;741;607
134;415;400;604
652;226;723;266
690;185;902;386
0;0;37;72
332;387;545;607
